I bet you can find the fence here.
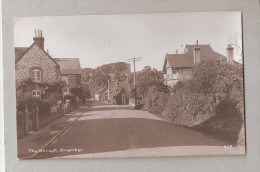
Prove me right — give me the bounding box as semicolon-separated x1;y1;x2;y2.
17;108;39;138
17;100;79;139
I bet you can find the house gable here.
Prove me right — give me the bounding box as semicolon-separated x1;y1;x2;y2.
163;42;227;87
15;44;60;84
53;58;82;88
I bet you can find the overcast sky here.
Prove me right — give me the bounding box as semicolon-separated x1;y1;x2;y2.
14;12;242;72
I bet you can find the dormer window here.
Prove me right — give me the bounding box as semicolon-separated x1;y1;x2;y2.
31;69;41;82
172;70;177;74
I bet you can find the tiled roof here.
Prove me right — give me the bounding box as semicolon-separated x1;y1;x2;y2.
185;44;226;61
15;47;28;62
164;44;227;70
166;54;194;68
53;58;82;75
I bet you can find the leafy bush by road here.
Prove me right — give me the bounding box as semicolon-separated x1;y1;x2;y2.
163;60;244;127
145;83;170;115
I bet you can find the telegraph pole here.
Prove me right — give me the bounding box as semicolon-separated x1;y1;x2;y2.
127;57;141;107
107;79;110;102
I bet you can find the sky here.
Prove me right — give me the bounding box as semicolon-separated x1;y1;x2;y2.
14;12;242;72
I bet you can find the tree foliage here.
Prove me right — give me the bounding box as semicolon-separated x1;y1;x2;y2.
145;83;171;114
16;79;66;104
130;67;164;102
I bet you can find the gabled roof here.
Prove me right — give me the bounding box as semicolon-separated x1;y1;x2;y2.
15;47;28;62
165;54;194;68
53;58;82;75
163;44;227;71
185;44;226;61
15;43;60;68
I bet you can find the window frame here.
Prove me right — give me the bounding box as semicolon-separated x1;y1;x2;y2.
31;68;42;82
32;90;41;99
172;70;178;74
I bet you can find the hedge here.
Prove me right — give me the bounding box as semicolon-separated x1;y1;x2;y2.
162;60;244;126
145;83;170;115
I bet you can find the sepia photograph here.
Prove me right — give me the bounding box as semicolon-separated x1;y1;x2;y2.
14;11;245;159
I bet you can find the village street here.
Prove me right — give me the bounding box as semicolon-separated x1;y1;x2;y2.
33;101;246;159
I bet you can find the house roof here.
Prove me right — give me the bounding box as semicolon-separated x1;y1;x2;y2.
53;58;82;75
15;43;61;68
163;44;227;71
185;44;226;61
165;54;194;68
15;47;28;62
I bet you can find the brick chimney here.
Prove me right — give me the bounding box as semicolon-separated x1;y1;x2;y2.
193;40;200;64
33;30;44;50
226;44;234;64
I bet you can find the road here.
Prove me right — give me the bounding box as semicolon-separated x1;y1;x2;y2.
37;101;229;159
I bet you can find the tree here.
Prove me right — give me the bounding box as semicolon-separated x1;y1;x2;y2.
129;66;163;103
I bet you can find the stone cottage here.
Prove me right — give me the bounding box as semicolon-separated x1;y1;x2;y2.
15;30;82;99
162;40;234;87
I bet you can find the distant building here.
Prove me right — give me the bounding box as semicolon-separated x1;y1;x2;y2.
94;94;100;101
53;58;82;88
104;73;132;105
162;40;234;87
15;30;82;99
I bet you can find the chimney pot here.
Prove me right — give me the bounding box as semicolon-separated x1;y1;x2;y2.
33;30;44;50
176;50;178;54
196;40;198;45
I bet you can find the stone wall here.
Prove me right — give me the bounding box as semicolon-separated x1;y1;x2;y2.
15;44;60;84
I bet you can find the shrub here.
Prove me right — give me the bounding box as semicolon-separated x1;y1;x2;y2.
16;98;51;117
64;95;78;103
70;87;84;98
16;79;66;107
163;60;244;126
145;83;170;115
38;100;51;116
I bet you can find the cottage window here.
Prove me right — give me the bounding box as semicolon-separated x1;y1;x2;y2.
31;69;41;82
172;70;177;74
32;90;41;99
